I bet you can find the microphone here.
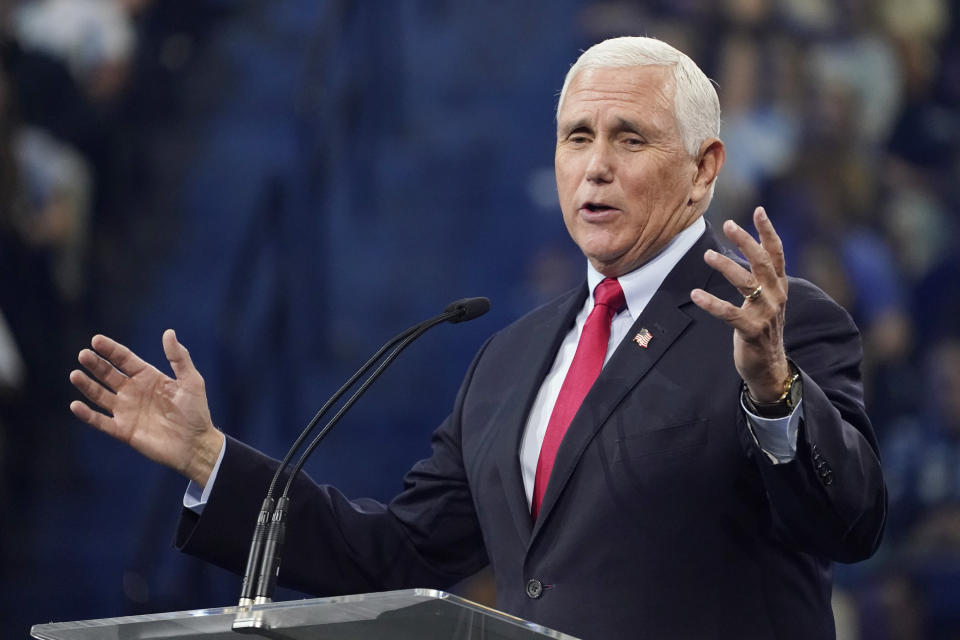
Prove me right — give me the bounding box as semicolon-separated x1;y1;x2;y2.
445;297;490;323
235;297;490;611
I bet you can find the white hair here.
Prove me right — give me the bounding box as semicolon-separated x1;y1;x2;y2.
557;37;720;158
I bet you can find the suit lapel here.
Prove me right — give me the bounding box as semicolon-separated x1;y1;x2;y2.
493;285;587;546
530;228;723;539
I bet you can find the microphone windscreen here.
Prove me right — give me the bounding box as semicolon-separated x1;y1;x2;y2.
445;297;491;323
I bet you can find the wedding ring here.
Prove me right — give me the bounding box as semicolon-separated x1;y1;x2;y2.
745;285;762;302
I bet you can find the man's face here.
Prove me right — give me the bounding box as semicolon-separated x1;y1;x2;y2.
555;65;703;277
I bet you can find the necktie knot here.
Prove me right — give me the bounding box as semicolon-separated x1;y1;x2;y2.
593;278;625;317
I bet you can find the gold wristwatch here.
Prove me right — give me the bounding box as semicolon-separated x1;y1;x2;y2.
742;367;802;419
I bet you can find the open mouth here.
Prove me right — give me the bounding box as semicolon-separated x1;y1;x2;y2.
583;202;616;213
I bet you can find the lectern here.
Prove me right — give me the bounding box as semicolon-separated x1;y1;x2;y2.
31;589;581;639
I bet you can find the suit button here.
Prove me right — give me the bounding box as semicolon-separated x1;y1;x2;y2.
526;579;543;599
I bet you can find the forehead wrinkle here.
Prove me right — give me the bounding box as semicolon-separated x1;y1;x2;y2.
561;64;676;109
557;67;679;137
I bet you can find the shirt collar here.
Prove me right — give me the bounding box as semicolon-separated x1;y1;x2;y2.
585;216;706;321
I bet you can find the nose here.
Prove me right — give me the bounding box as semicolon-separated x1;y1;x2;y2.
585;141;614;184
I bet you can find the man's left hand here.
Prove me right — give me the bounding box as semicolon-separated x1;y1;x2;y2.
690;206;791;402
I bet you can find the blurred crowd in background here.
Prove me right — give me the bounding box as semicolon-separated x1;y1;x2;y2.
1;1;959;638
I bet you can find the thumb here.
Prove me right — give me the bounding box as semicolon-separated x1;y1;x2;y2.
162;329;201;383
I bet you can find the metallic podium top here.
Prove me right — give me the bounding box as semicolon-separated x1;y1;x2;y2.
31;589;581;640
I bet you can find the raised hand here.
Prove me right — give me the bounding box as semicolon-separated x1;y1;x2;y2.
690;207;792;402
69;329;224;487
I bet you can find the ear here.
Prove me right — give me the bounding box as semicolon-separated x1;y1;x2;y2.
688;138;725;206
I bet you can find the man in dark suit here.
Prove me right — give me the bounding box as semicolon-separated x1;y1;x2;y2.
70;37;885;639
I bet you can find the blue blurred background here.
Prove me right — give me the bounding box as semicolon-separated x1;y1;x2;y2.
1;1;958;638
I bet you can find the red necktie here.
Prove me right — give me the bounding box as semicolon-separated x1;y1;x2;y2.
531;278;625;520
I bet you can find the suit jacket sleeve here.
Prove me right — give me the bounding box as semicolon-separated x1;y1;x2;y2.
174;339;494;596
745;278;886;563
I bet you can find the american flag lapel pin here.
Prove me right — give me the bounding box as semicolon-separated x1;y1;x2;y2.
633;328;653;348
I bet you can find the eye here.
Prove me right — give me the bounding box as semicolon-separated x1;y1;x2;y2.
568;134;591;145
621;136;644;147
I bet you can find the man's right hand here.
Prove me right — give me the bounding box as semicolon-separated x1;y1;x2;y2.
69;329;224;488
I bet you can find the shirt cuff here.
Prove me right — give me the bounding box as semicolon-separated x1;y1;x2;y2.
741;395;803;464
182;436;226;514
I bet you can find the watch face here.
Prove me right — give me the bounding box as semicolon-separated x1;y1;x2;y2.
785;374;801;409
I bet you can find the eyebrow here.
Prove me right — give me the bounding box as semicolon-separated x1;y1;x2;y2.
558;116;648;138
612;117;644;136
558;118;592;137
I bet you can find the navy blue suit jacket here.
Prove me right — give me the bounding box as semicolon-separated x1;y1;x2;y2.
177;227;886;639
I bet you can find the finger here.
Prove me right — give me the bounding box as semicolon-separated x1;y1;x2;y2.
77;348;128;391
162;329;202;384
754;207;786;278
90;334;150;377
704;249;759;296
69;369;118;413
721;219;777;283
690;288;752;331
69;399;123;440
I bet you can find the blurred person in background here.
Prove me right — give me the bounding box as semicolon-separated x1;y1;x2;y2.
870;338;960;638
885;339;960;552
68;36;885;640
11;0;137;105
0;4;103;627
